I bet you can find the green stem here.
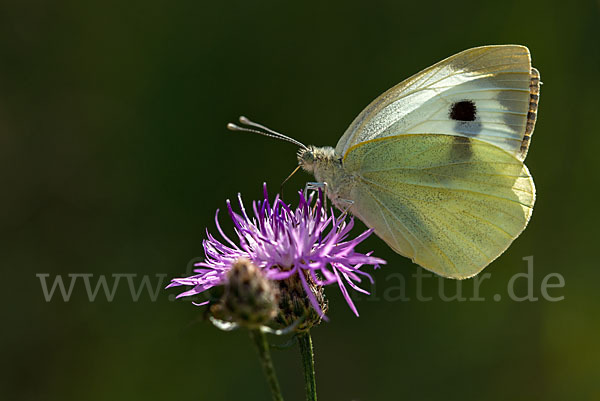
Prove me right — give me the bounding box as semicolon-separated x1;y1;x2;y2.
297;330;317;401
250;329;285;401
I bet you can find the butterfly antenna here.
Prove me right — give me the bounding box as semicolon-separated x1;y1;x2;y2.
227;116;308;150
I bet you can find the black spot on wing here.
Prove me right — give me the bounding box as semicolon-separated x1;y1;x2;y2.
450;100;477;121
450;99;482;138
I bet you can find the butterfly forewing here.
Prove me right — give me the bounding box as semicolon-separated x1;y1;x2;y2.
336;45;537;162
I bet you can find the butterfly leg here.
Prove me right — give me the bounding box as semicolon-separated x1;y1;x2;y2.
336;198;355;216
304;181;328;195
304;181;328;209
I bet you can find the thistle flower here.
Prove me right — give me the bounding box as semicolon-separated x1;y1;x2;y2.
168;184;385;326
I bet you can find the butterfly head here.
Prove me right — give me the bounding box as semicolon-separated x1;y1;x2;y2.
298;146;336;174
297;146;316;172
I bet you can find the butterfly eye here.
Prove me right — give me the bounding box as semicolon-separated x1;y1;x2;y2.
449;100;477;122
297;148;315;163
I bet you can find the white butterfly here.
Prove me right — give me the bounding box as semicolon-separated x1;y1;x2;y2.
229;45;540;279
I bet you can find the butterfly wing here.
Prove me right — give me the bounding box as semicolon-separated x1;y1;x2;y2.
336;45;540;162
343;134;535;279
334;45;540;277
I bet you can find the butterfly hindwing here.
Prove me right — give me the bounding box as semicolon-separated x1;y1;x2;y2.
343;134;535;279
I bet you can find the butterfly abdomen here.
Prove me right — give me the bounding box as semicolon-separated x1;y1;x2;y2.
520;68;540;159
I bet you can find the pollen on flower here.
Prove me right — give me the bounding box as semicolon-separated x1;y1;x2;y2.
167;184;386;324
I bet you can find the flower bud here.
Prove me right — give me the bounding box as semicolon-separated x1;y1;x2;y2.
210;258;279;328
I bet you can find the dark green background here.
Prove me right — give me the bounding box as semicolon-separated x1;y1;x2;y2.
3;1;599;400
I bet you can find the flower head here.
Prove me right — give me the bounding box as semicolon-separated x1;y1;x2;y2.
209;258;280;328
168;184;385;322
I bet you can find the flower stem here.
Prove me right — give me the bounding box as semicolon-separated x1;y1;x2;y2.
297;330;317;401
250;329;285;401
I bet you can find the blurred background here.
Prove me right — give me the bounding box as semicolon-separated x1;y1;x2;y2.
2;0;599;400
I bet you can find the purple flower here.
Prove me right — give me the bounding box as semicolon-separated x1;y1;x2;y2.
167;184;385;317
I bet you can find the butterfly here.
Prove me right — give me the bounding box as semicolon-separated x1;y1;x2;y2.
229;45;540;279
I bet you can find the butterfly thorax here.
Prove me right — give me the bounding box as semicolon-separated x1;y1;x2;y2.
298;145;355;209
